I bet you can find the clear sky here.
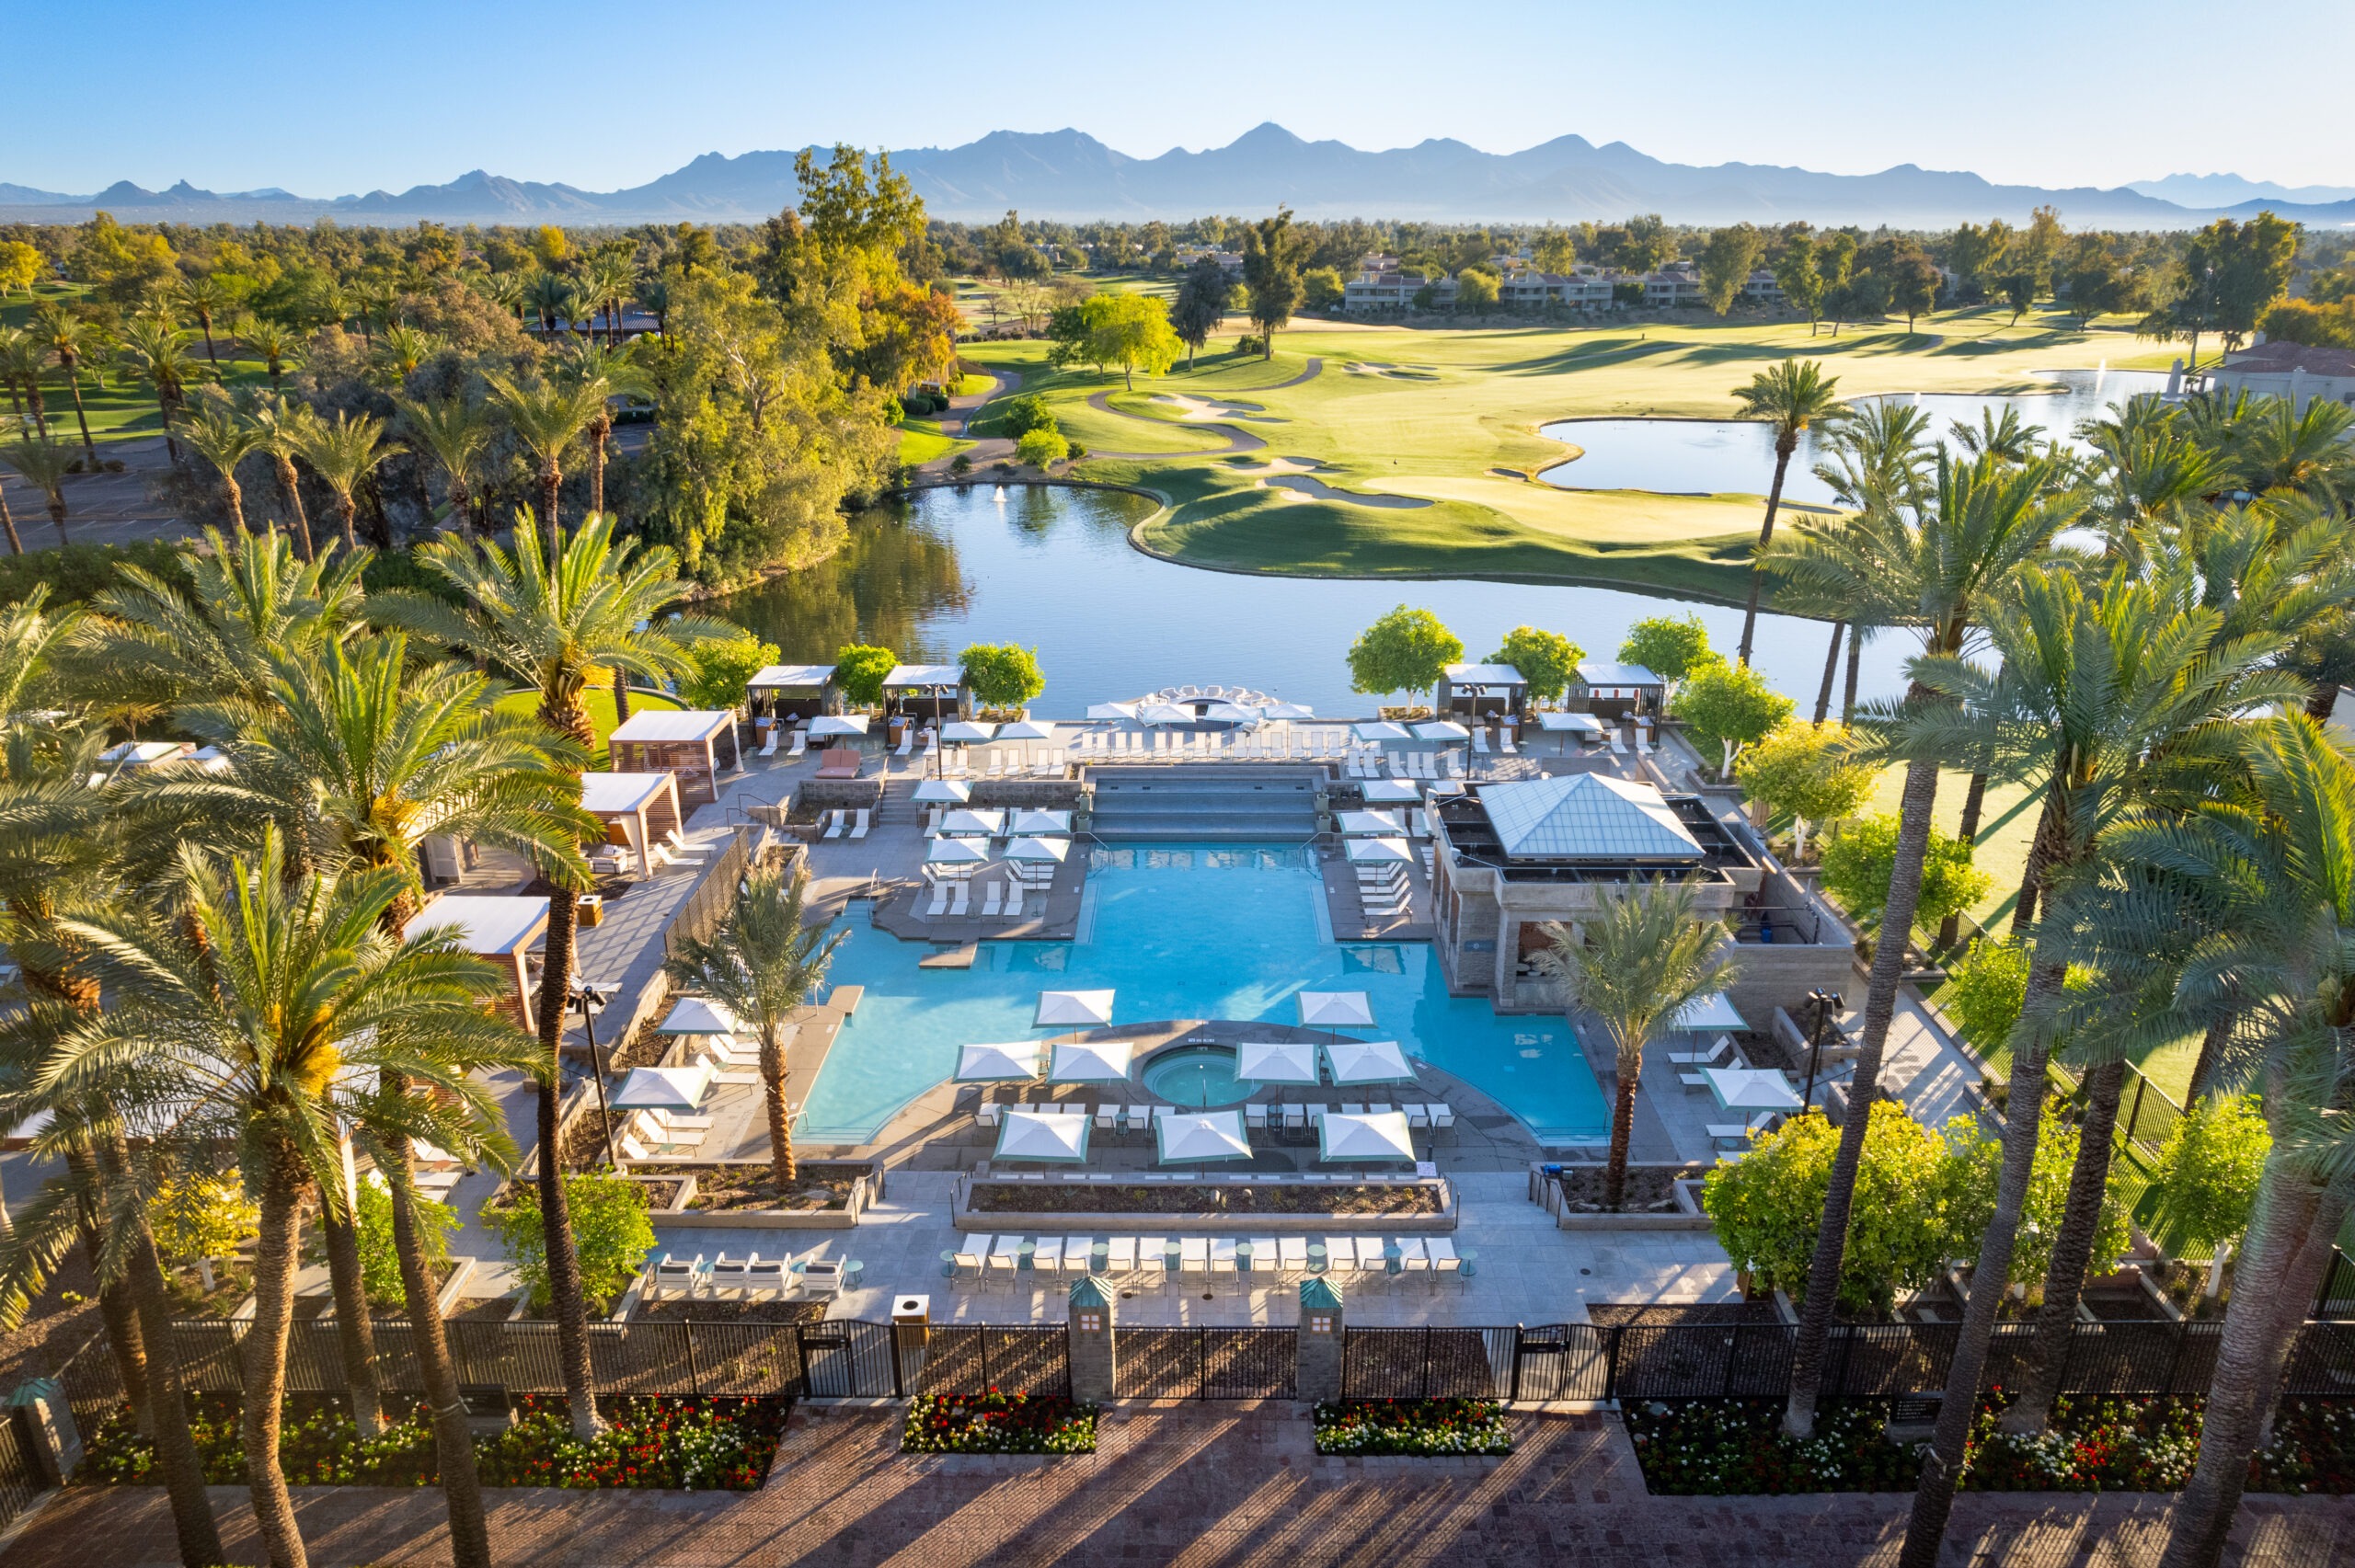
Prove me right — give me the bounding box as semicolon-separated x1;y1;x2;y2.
10;0;2352;197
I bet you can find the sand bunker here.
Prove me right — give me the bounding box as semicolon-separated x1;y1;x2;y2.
1227;455;1330;476
1258;474;1432;509
1341;361;1441;381
1151;394;1283;423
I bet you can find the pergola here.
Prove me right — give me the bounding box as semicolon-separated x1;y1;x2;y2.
403;895;548;1032
1436;663;1529;721
1577;661;1666;720
580;772;684;877
883;664;970;721
607;710;743;807
744;664;837;724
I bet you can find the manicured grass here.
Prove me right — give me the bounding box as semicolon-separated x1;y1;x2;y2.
896;421;971;466
4;282;281;445
494;685;683;758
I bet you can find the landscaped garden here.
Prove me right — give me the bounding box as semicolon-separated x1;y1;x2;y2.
1313;1399;1515;1457
967;1181;1445;1216
901;1391;1099;1455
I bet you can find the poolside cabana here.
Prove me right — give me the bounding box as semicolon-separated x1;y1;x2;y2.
580;772;684;877
1437;663;1529;721
1577;661;1666;721
1325;1038;1417;1085
1050;1038;1137;1082
925;837;989;876
1336;809;1407;837
1005;837;1070;883
1318;1109;1417;1163
1360;779;1420;805
937;808;1005;839
611;1062;715;1114
1345;836;1415;866
744;664;837;725
1008;808;1072;836
956;1040;1043;1082
608;710;743;807
404;895;548;1032
1155;1109;1253;1164
1235;1039;1318;1084
995;1109;1090;1162
883;664;969;721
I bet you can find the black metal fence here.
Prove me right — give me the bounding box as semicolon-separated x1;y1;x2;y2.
0;1416;40;1536
1115;1327;1296;1400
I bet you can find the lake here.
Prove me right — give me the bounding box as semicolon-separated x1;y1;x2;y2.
712;483;1904;718
1537;368;2170;504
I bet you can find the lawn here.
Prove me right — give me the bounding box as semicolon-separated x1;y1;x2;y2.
493;684;683;759
896;420;971;466
6;282;280;446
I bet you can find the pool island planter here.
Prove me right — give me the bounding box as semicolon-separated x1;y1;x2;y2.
638;1161;886;1231
1528;1162;1714;1231
951;1173;1458;1233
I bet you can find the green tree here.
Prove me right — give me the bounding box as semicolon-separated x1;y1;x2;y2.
996;393;1056;439
1453;266;1499;315
832;643;897;708
1487;625;1582;704
353;1175;457;1306
1016;426;1069;468
2000;270;2039;325
1617;613;1717;696
1170;257;1229;369
485;1170;656;1315
396;393;495;538
1346;605;1462;709
1672;658;1794;778
1301;266;1346;313
246;395;321;560
0;239;40;296
1091;293;1180;390
293;409;390;552
111;318;201;468
1937;1107;2131;1295
2139;1096;2269;1266
147;1170;259;1283
1533;227;1578;275
30;307;102;465
1239;208;1303;360
959;642;1046;712
483;371;607;550
1698;223;1766;315
1730;360;1845;666
0;436;75;549
1734;722;1873;861
176;396;268;536
679;631;782;712
1943;935;2030;1055
1818;813;1988;936
1775;235;1826;334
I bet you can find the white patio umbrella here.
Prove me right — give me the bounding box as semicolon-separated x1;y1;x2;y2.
609;1063;715;1113
1325;1037;1416;1084
1336;809;1406;836
998;718;1057;740
1234;1038;1318;1084
1005;836;1071;864
1008;808;1072;835
1360;779;1420;804
1137;703;1194;726
1318;1110;1417;1163
1086;702;1138;721
1036;990;1116;1027
941;720;997;742
1297;990;1375;1030
1155;1109;1253;1163
1352;721;1411;742
1705;1067;1804;1113
1413;720;1470;741
1672;994;1750;1033
912;778;972;804
994;1108;1090;1162
1424;779;1466;799
656;996;747;1036
955;1040;1043;1082
1200;703;1260;726
809;715;867;738
925;836;990;867
1345;836;1415;864
1536;711;1606;736
1050;1037;1137;1082
937;808;1005;837
1261;701;1315;720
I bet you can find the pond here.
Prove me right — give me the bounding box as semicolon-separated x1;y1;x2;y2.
1537;368;2170;505
712;484;1903;715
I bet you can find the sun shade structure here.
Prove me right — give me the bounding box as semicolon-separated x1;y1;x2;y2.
1324;1037;1416;1084
1137;704;1194;726
1155;1109;1253;1163
607;709;742;806
1672;994;1749;1033
999;718;1057;740
1234;1039;1318;1083
1008;808;1073;835
937;808;1006;837
1297;990;1374;1029
580;771;685;877
1345;836;1415;865
1086;702;1138;720
1005;836;1071;864
1706;1068;1804;1112
1360;778;1420;804
994;1108;1091;1162
912;778;972;804
406;895;549;1032
656;996;748;1036
1036;990;1116;1027
956;1040;1043;1082
1476;773;1706;864
809;714;868;738
1318;1109;1416;1162
1051;1037;1137;1082
1337;808;1407;837
941;720;997;742
1352;721;1411;742
925;837;990;867
610;1063;715;1114
1260;701;1315;720
1536;711;1607;735
1413;720;1470;741
1200;703;1261;726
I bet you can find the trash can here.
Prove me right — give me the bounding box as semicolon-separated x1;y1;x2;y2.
10;1377;81;1485
892;1294;930;1351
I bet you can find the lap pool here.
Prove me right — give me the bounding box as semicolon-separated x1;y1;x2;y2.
797;844;1608;1145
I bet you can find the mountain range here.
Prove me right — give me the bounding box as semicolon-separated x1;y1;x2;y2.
6;125;2353;230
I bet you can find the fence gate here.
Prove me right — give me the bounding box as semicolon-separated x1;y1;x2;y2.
1114;1327;1295;1399
1510;1325;1606;1402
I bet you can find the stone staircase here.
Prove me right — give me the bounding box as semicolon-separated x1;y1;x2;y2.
1086;765;1320;842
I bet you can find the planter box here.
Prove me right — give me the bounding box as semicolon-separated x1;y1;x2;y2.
1528;1162;1715;1231
648;1161;878;1230
953;1175;1456;1234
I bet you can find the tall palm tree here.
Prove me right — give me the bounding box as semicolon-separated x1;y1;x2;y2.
375;514;718;1437
1760;450;2084;1438
239;315;304;392
1807;405;1935;727
394;393;495;536
483;372;607;550
295;410;390;551
30;308;101;467
178;397;269;533
176;273;234;368
1891;567;2298;1564
0;326;42;432
371;323;440;392
561;340;650;517
578;252;637;347
247;395;322;561
477;269;529;324
0;438;74;548
1731;360;1845;666
309;278;352;337
1527;878;1736;1211
0;477;21;555
111;319;202;467
664;869;844;1194
1945;404;2040;464
527;270;576;337
353;280;399;346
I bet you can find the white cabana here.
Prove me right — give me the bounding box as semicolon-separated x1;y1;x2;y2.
925;837;990;870
1008;808;1073;835
1298;990;1375;1030
1325;1037;1417;1084
912;778;972;804
956;1040;1043;1082
1036;990;1116;1027
1706;1068;1804;1113
1425;779;1466;799
1353;721;1411;742
1155;1109;1253;1163
1360;779;1420;804
1261;701;1315;720
1200;703;1261;726
1005;836;1071;864
999;718;1057;740
1345;836;1415;865
994;1108;1091;1162
809;715;868;738
1336;809;1407;837
1086;702;1138;721
656;996;747;1037
1413;720;1470;741
1536;711;1607;736
1137;704;1194;727
937;808;1006;837
408;894;550;1031
1234;1038;1318;1084
609;1063;715;1114
1672;994;1750;1033
580;771;685;878
1050;1037;1137;1082
1318;1109;1417;1163
942;720;997;742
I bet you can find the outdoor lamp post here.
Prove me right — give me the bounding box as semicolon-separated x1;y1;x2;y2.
573;979;620;1167
1802;988;1842;1110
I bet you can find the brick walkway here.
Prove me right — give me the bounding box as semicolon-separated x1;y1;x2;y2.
6;1407;2350;1567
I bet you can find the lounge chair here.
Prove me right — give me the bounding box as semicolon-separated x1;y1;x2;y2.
1209;1239;1239;1280
950;1239;987;1279
895;731;913;757
948;879;969;916
1179;1238;1209;1280
1063;1237;1096;1276
1030;1238;1063;1275
745;1255;789;1295
1282;1104;1308;1134
1398;1238;1430;1275
650;1253;702;1299
1124;1104;1152;1132
987;1236;1023;1279
795;1257;844;1299
1472;731;1491;755
1280;1237;1310;1276
1609;733;1630;756
975;1099;1002;1128
1500;729;1519;755
708;1253;752;1297
981;881;1003;918
651;1106;714;1132
1667;1034;1735;1067
786;730;809;759
850;808;871;840
1323;1237;1357;1276
1245;1103;1269;1129
1107;1237;1138;1276
1680;1071;1710;1093
1005;881;1024;917
1708;1111;1781;1149
926;880;950;918
1095;1104;1118;1131
821;810;844;839
1427;1237;1463;1278
757;727;779;758
1429;1103;1454;1129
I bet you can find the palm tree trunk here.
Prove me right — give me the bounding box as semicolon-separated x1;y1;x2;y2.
335;497;359;552
1896;962;2063;1568
1813;623;1844;724
1842;625;1863;726
2254;1182;2351;1447
24;384;47;441
1736;442;1795;668
240;1162;312;1568
589;417;609;518
2303;681;2338;722
612;668;631;725
1785;750;1942;1437
1936;771;1991;951
317;1197;385;1436
221;476;247;536
198;317;218;368
542;465;562;553
44;493;69;550
63;368;98;466
385;1118;492;1568
2011;791;2062;936
2185;1015;2233;1104
532;889;603;1440
2003;1056;2126;1432
67;1148;152;1437
0;486;20;555
123;1188;229;1568
764;1023;796;1193
272;457;316;563
1602;1047;1640;1212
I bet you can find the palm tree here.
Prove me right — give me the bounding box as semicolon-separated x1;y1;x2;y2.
0;478;21;555
376;514;718;1437
527;270;576;338
179;396;270;533
560;340;650;517
247;396;322;560
477;269;528;324
354;280;399;346
0;326;40;432
295;410;390;551
239;316;304;392
638;276;672;344
395;394;495;535
111;318;202;467
1527;878;1736;1211
1891;567;2298;1564
309;278;352;336
1759;450;2085;1439
1732;360;1845;667
371;323;440;392
2234;395;2355;507
578;252;637;347
1945;404;2040;464
31;308;101;467
664;869;844;1194
0;438;74;548
176;274;234;368
483;372;607;550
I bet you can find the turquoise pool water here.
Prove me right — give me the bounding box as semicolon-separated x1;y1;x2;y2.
1142;1047;1249;1108
797;843;1608;1144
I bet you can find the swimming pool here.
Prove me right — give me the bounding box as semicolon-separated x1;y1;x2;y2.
1141;1046;1250;1108
796;843;1609;1145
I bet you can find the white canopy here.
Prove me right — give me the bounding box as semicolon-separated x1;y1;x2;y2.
1297;990;1374;1029
609;709;730;743
610;1063;714;1113
1443;662;1526;687
955;1040;1042;1082
1155;1109;1253;1163
656;996;747;1036
1318;1109;1417;1162
1706;1067;1803;1112
937;808;1005;837
1234;1038;1318;1084
999;719;1057;740
1050;1037;1137;1082
580;772;674;814
1360;779;1420;803
1005;836;1071;864
1413;720;1470;741
1353;721;1411;742
1200;703;1261;726
1137;704;1194;726
1345;836;1415;865
1325;1037;1416;1084
925;836;990;865
1086;702;1138;721
912;778;972;804
1036;989;1116;1027
883;664;962;689
406;894;548;956
1336;809;1406;837
1008;808;1072;835
1260;701;1315;720
1425;779;1466;799
994;1108;1090;1162
1673;994;1750;1033
809;715;868;738
1579;661;1664;690
1536;711;1607;735
746;663;834;691
942;720;997;742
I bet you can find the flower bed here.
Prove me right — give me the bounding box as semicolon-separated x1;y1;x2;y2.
683;1163;864;1213
970;1182;1442;1216
1314;1399;1514;1457
1623;1393;2355;1495
79;1393;787;1492
901;1391;1097;1455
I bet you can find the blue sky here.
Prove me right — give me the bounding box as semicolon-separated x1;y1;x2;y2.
10;0;2352;196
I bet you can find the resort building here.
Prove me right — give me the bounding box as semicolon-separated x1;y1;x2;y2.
1642;264;1705;309
1496;270;1617;312
2200;340;2355;411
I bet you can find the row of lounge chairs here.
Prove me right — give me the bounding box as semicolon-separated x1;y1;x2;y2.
646;1250;843;1299
819;808;871;839
948;1233;1464;1287
975;1100;1455;1132
923;876;1026;919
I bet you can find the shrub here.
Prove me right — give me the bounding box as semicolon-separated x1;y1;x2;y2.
355;1174;458;1307
484;1171;655;1314
997;393;1055;439
1819;814;1990;937
1940;1106;2131;1289
1488;625;1582;704
902;1391;1097;1454
2139;1095;2269;1260
1235;334;1266;356
1314;1399;1513;1456
959;642;1045;711
949;452;973;475
1944;935;2031;1053
677;630;782;712
0;537;190;607
1015;427;1069;468
1347;604;1462;704
149;1170;258;1271
831;643;898;708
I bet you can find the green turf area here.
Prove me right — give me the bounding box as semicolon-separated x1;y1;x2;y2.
6;283;279;446
896;421;971;466
494;685;684;759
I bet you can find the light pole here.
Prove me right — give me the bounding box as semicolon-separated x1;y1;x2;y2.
1802;988;1843;1112
572;979;619;1168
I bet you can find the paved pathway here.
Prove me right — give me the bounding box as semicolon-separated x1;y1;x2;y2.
8;1405;2346;1567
